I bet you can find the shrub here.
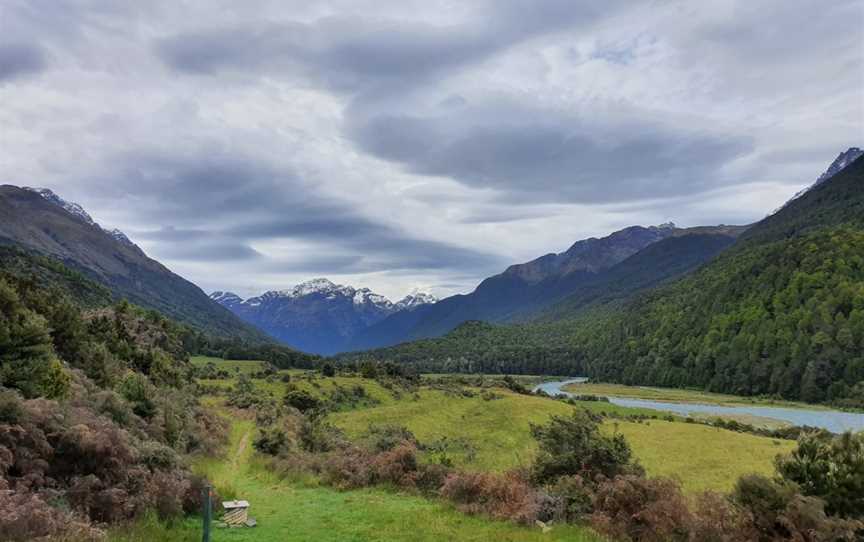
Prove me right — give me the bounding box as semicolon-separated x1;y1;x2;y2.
440;470;544;524
731;474;862;541
590;475;693;542
253;427;290;456
365;424;417;452
139;441;179;471
775;431;864;519
547;475;594;521
502;375;529;395
298;414;344;452
530;410;639;483
0;390;23;424
321;363;336;377
284;389;321;413
0;490;102;541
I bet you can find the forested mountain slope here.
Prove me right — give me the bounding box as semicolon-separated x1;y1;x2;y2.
350;224;742;350
0;185;270;342
577;154;864;403
343;154;864;406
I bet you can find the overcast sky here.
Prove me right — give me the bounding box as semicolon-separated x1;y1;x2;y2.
2;1;862;300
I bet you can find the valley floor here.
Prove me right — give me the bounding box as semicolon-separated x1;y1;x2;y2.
111;358;804;540
110;415;596;541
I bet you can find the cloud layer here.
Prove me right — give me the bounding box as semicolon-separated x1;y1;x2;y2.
0;0;861;299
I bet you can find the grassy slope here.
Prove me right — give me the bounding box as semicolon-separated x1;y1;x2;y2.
330;388;794;492
110;417;597;542
191;358;795;492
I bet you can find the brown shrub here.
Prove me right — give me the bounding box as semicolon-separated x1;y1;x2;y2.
0;490;104;541
590;475;693;542
440;470;544;524
688;491;744;542
370;443;420;488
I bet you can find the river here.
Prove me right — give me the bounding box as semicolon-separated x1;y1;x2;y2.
533;378;864;434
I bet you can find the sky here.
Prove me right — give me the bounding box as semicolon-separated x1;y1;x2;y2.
1;1;862;301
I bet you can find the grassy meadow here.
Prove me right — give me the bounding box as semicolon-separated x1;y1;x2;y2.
110;412;597;541
192;356;794;492
111;357;801;540
329;387;794;492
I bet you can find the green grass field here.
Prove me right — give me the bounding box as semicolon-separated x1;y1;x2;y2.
191;358;795;493
330;387;794;492
191;356;268;373
110;417;598;542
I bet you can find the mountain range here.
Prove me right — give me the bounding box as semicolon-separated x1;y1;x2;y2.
2;146;860;376
337;148;864;404
345;223;746;351
210;279;438;355
0;184;268;341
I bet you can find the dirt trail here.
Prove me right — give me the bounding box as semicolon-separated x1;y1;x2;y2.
229;429;251;476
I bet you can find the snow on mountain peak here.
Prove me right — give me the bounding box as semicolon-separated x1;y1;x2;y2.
815;147;863;186
775;147;863;213
395;291;439;310
25;187;97;226
209;291;243;304
24;186;140;249
278;278;344;298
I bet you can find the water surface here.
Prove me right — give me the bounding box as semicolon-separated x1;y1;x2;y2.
534;379;864;434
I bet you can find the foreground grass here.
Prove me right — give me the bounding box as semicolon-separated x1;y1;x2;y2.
110;416;599;542
562;381;828;410
331;388;794;492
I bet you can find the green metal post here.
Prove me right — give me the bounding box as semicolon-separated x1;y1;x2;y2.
202;485;212;542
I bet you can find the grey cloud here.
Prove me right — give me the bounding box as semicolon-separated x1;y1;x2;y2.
0;43;46;81
347;105;754;203
152;240;263;262
89;148;503;273
154;1;623;93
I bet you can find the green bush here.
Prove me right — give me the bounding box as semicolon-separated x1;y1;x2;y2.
775;431;864;519
284;389;321;413
530;410;639;484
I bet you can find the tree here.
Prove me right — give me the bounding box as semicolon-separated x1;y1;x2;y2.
284;389;321;413
530;410;639;483
0;279;61;398
776;431;864;519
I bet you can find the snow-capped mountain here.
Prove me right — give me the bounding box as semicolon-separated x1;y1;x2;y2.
815;147;863;186
779;147;863;211
395;292;439;311
24;187;97;226
23;187;140;250
210;279;437;355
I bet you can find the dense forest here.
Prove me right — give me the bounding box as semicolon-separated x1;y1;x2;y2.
340;157;864;407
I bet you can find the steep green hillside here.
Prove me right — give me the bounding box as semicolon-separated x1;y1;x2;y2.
0;185;270;342
575;156;864;403
346;156;864;405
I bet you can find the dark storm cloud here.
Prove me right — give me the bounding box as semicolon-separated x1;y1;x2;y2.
93;149;504;273
347;106;754;203
0;43;46;82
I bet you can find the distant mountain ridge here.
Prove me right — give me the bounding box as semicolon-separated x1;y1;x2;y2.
347;222;746;351
338;149;864;406
23;187;141;251
210;279;438;355
777;147;863;211
0;184;270;342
